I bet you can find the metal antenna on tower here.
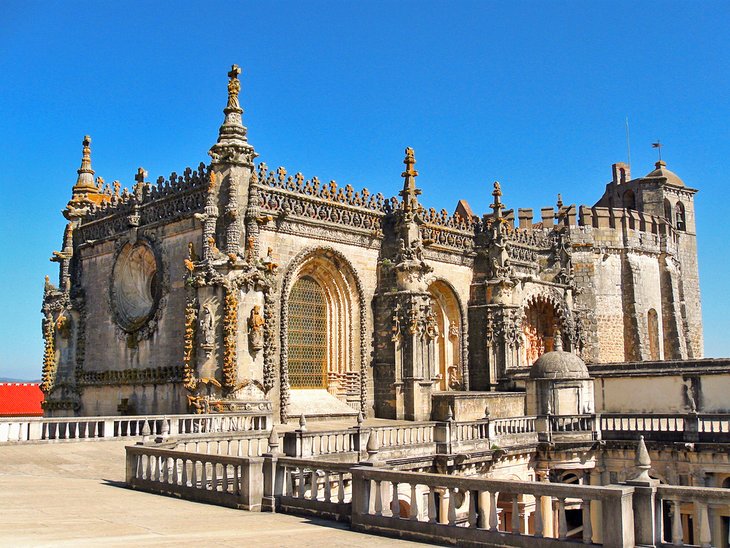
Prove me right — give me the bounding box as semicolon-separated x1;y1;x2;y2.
625;117;632;169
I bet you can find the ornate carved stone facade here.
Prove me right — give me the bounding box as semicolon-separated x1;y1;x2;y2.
41;66;703;421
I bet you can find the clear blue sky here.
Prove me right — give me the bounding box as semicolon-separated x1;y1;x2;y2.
1;1;728;380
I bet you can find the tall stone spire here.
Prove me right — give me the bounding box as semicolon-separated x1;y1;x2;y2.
65;135;107;218
73;135;96;193
209;64;256;166
399;147;422;215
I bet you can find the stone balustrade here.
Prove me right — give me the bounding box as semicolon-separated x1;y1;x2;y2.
370;423;436;448
490;416;538;437
266;456;354;521
162;430;276;458
125;444;263;510
283;428;358;458
600;413;730;443
0;412;271;444
655;485;730;547
350;466;635;547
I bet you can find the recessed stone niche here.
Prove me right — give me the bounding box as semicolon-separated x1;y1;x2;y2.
111;242;160;332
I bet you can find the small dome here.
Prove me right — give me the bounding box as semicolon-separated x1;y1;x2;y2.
530;351;589;380
644;161;685;187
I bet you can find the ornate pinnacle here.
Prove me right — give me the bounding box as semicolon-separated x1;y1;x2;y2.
210;64;255;164
490;181;504;219
73;135;96;191
399;147;422;212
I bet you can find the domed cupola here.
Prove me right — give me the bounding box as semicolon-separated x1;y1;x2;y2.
644;160;685;188
530;351;590;381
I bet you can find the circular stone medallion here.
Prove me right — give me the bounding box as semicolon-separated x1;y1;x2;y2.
111;242;161;332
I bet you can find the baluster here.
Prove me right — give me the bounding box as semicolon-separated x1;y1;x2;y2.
233;464;241;495
338;472;345;503
181;458;188;487
557;498;567;540
222;464;230;493
146;453;153;480
324;471;331;502
447;489;456;525
374;480;383;516
489;491;499;531
533;495;543;537
297;468;305;498
201;460;208;490
391;482;400;518
468;490;478;527
511;494;520;534
582;499;592;543
428;488;437;523
670;499;683;545
211;462;219;491
309;469;317;501
696;502;711;548
410;483;419;521
282;466;290;496
171;457;179;484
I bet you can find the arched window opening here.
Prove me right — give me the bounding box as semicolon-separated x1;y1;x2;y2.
647;308;660;360
428;280;463;391
522;296;560;366
663;199;673;224
622;189;636;210
288;276;328;389
675;201;686;231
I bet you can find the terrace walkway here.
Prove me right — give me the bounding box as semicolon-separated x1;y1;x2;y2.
0;440;428;547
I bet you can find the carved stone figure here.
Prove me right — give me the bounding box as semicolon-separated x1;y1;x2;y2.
248;305;265;351
199;305;215;357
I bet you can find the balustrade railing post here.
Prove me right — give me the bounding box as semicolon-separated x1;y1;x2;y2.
684;412;700;443
601;486;635;547
265;453;282;510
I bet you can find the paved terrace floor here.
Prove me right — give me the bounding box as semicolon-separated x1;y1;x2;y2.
0;438;431;547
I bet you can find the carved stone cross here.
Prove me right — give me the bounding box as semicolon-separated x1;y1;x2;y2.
228;64;241;80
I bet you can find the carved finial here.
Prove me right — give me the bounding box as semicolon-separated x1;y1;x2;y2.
632;435;652;481
357;410;364;426
554;328;563;351
267;426;280;452
399;147;422;213
556;193;563;209
490;181;504;219
298;413;307;432
446;405;454;422
227;64;242;111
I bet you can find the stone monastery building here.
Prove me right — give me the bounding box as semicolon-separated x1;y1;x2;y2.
41;65;703;423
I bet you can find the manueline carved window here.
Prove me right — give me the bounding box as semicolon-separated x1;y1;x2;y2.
288;276;328;389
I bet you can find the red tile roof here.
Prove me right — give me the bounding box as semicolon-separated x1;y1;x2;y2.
0;383;44;417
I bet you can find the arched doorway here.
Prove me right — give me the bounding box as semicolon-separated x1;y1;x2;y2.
428;280;464;391
288;276;328;388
